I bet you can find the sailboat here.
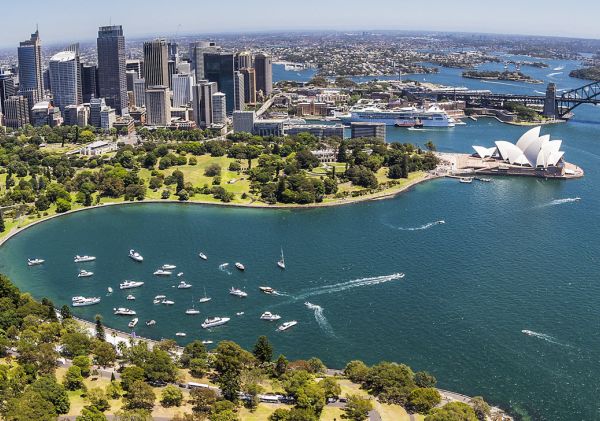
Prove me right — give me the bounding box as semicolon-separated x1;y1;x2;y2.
186;296;200;315
277;247;286;269
198;287;212;303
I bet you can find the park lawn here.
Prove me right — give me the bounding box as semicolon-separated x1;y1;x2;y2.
178;369;216;386
321;405;345;420
338;379;370;399
376;402;411;421
238;403;285;420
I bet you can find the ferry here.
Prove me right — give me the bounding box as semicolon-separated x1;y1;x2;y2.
201;316;230;329
72;296;101;307
338;104;456;127
229;287;248;298
128;318;138;328
27;258;45;266
277;321;298;332
129;250;143;262
235;262;245;271
113;307;136;315
260;311;282;321
74;255;96;263
78;270;94;278
153;269;172;276
120;280;144;290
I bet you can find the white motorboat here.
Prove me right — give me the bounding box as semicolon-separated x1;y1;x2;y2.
177;281;192;289
260;311;282;321
185;308;200;315
27;258;45;266
236;312;245;316
259;286;277;295
154;269;172;276
235;262;245;271
107;287;113;294
459;177;474;184
177;272;184;277
161;299;175;305
78;270;94;278
120;280;144;290
199;287;211;303
229;287;248;298
113;307;136;315
201;317;230;329
154;295;167;300
277;320;298;331
201;340;214;345
126;294;136;301
277;248;286;269
128;318;138;328
129;249;143;262
74;255;96;263
71;296;101;307
146;319;156;326
162;264;176;270
199;252;208;260
175;332;187;337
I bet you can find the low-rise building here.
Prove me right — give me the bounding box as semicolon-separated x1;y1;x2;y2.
253;119;284;137
31;101;62;127
80;140;118;156
311;148;338;163
232;110;255;133
350;122;386;141
285;124;344;139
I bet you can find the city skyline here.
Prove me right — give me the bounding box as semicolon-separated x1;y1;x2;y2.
1;0;600;48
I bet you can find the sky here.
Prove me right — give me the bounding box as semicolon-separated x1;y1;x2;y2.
1;0;599;48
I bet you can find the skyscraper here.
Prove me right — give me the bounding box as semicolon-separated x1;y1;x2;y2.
143;39;169;88
126;60;143;79
234;71;245;111
4;96;30;128
239;68;256;104
17;29;44;102
189;41;216;82
133;79;146;108
235;51;253;70
211;92;226;125
192;80;217;128
0;72;17;115
204;52;236;114
145;85;171;126
172;73;194;107
97;25;127;114
254;53;273;97
49;48;82;112
89;98;106;128
81;64;98;103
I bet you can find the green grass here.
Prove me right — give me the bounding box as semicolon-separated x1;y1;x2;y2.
321;406;345;420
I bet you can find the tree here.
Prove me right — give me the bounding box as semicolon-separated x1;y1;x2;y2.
189;357;209;378
213;341;255;401
181;340;207;367
113;408;153;421
60;304;72;319
160;385;183;407
56;197;72;213
64;365;85;390
77;406;108;421
344;360;369;384
425;402;478;421
425;141;437;151
92;340;117;368
0;212;5;233
407;388;441;414
252;336;273;363
204;163;222;177
6;390;57;421
121;366;145;392
30;375;71;415
61;331;92;357
364;362;416;405
307;357;326;374
124;380;155;411
142;347;177;383
415;371;437;388
86;387;111;412
388;164;404;179
274;354;288;377
190;387;217;415
342;394;373;421
320;377;341;401
470;396;491;421
73;355;92;377
209;400;239;421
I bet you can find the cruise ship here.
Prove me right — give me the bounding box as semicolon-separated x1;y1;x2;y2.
338;104;456;127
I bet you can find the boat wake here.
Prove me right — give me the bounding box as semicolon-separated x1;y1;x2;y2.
553;66;565;71
521;330;571;347
540;197;581;207
547;72;563;77
294;273;405;300
219;263;232;275
388;220;446;231
305;302;335;336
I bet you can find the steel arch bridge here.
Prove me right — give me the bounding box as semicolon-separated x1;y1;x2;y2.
558;81;600;117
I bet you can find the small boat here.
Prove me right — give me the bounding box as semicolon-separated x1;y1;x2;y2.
74;255;96;263
154;295;167;300
161;299;175;305
186;308;200;315
177;281;192;289
107;287;113;294
162;264;176;270
129;249;143;262
236;312;245;316
277;320;298;331
199;287;211;303
235;262;245;271
175;332;187;337
120;280;144;290
145;319;156;326
27;258;45;266
476;177;492;182
202;316;230;329
154;269;172;276
128;318;138;328
126;294;136;301
459;177;474;184
199;252;208;260
260;311;282;321
229;287;248;298
113;307;136;315
259;286;277;295
201;340;214;345
277;248;286;269
177;272;184;277
78;270;94;278
71;296;101;307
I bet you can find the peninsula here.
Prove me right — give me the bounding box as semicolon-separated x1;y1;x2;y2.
462;70;543;84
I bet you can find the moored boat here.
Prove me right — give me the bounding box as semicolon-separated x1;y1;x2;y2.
128;318;138;328
186;308;200;315
120;280;144;290
201;316;230;329
161;299;175;305
129;249;143;262
177;281;192;289
27;258;45;266
175;332;187;337
235;262;245;271
126;294;135;301
78;270;94;278
153;269;172;276
113;307;136;315
71;296;101;307
277;320;298;331
146;319;156;326
229;287;248;298
199;252;208;260
260;311;282;321
162;264;176;270
74;255;96;263
459;177;474;184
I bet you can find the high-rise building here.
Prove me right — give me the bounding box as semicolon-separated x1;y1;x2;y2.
168;60;176;89
235;51;253;70
97;25;127;114
189;41;216;82
172;73;194;107
204;52;236;114
126;70;136;91
232;110;255;133
254;53;273;97
81;64;98;103
63;104;88;127
4;96;30;128
234;71;245;111
89;98;106;128
143;39;169;88
17;29;44;101
133;78;146;108
145;85;171;126
49;49;82;112
211;92;226;125
192;80;217;128
0;72;17;115
126;60;142;79
239;68;256;104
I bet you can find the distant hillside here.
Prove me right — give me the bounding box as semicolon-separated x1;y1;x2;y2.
569;66;600;81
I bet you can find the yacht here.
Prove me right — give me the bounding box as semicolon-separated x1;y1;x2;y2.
186;308;200;315
71;296;101;307
128;318;138;328
277;321;298;331
27;258;45;266
229;287;248;298
198;252;208;260
235;262;245;271
74;255;96;263
162;264;176;270
153;269;172;276
201;316;230;329
199;287;211;303
175;332;187;337
177;281;192;289
177;272;184;277
120;280;144;290
129;250;143;262
78;270;94;278
459;177;474;184
260;311;282;321
145;319;156;326
113;307;136;315
259;286;277;295
153;295;167;305
126;294;136;301
161;299;175;305
277;248;286;269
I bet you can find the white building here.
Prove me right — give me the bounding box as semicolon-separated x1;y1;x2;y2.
80;140;118;156
172;73;194;107
211;92;226;125
49;50;81;112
